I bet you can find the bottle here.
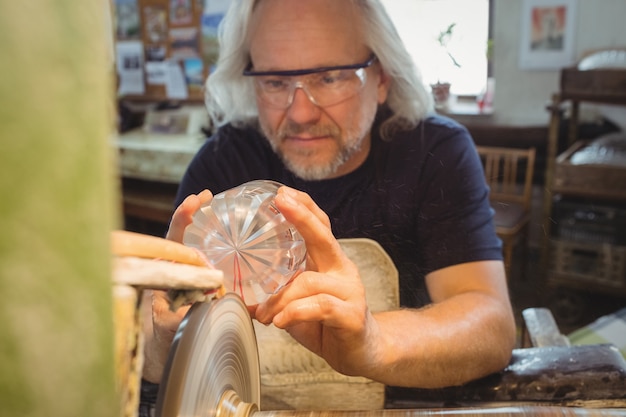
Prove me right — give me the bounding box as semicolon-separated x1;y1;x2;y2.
183;180;307;304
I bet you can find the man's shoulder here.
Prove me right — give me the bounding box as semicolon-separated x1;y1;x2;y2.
380;113;471;151
424;113;467;130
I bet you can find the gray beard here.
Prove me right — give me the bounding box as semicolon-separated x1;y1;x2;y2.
268;136;364;181
258;116;368;181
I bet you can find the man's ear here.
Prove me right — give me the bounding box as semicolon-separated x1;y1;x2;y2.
376;69;391;104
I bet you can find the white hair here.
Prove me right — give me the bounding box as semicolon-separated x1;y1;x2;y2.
205;0;433;140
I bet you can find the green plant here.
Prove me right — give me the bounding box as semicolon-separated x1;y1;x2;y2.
437;23;461;68
486;38;494;61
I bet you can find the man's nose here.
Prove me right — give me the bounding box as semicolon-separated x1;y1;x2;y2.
286;83;322;123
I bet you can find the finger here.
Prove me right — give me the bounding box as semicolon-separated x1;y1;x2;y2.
273;292;362;331
246;303;259;319
166;190;213;242
274;187;347;271
277;186;331;229
273;294;335;328
151;289;190;332
143;289;193;383
255;270;362;323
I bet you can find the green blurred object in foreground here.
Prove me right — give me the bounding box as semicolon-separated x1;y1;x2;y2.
0;1;119;416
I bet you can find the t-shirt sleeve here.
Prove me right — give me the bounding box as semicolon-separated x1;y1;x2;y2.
415;123;502;274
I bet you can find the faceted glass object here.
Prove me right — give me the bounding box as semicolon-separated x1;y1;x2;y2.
183;180;307;304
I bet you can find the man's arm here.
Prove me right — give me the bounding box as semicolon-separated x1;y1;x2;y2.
254;186;516;388
368;260;516;388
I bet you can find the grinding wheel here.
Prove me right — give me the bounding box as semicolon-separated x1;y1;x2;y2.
156;293;261;417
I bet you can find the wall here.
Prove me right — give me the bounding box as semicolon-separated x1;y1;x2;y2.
492;0;626;126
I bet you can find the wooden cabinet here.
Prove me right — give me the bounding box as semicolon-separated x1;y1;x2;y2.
541;68;626;324
121;177;178;237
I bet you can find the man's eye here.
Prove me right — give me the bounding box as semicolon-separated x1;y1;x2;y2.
319;71;342;85
260;78;289;90
315;70;352;87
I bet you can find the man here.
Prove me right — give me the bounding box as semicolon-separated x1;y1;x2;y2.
141;0;516;412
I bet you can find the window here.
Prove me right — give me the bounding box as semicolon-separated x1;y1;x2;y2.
381;0;490;97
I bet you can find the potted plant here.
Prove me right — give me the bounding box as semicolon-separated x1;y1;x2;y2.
431;23;461;108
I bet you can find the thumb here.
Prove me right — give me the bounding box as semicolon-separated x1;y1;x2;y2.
166;189;212;242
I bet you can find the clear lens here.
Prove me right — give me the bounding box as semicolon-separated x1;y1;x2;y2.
255;67;367;109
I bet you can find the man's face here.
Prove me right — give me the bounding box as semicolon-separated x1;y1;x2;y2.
248;0;389;180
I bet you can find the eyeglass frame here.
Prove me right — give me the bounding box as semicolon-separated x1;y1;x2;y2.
242;54;378;78
241;54;378;108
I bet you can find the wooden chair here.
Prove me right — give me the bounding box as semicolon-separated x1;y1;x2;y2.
476;146;536;279
254;238;399;410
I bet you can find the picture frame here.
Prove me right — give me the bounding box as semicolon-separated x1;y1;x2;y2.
519;0;578;70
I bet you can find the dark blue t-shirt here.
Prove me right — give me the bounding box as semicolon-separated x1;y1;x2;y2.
176;113;502;308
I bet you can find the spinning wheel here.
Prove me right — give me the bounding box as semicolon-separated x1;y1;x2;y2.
157;293;260;417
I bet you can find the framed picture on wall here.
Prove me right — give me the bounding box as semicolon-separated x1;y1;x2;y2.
519;0;578;69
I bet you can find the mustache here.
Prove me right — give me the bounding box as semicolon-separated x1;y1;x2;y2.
277;121;340;140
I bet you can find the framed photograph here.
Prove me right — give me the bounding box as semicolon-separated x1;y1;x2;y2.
519;0;578;70
170;0;193;26
115;0;140;39
143;6;168;43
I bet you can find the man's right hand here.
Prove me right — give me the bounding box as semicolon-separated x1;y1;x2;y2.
141;189;213;383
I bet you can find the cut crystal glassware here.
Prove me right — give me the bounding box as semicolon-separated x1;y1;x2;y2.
183;180;307;304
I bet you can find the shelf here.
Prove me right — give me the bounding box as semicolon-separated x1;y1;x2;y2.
560;68;626;105
121;178;178;226
552;140;626;201
541;67;626;300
